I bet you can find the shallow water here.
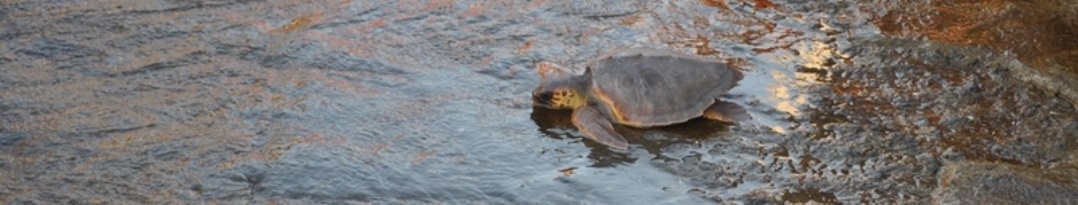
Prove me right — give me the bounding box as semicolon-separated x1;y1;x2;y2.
1;0;1075;204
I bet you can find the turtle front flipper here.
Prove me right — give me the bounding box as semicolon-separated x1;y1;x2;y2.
703;101;751;122
571;106;629;150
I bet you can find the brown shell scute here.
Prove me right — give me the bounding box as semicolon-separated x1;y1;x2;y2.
586;49;743;127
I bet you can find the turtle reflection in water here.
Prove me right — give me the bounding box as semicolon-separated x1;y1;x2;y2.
532;48;750;150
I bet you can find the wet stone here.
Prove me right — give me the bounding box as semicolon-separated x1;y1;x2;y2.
933;160;1078;205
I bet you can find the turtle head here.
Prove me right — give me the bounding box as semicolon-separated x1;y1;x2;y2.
533;62;587;110
533;87;586;110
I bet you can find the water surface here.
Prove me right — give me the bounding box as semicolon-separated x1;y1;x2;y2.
1;0;1075;204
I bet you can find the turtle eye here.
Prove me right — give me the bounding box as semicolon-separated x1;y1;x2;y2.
535;92;554;102
541;92;553;99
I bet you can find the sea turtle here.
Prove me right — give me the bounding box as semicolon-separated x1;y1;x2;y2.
532;48;750;150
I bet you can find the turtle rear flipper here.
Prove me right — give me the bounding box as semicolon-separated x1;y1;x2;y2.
571;106;629;150
703;101;751;122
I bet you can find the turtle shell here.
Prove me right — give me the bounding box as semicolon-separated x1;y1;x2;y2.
585;49;743;127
